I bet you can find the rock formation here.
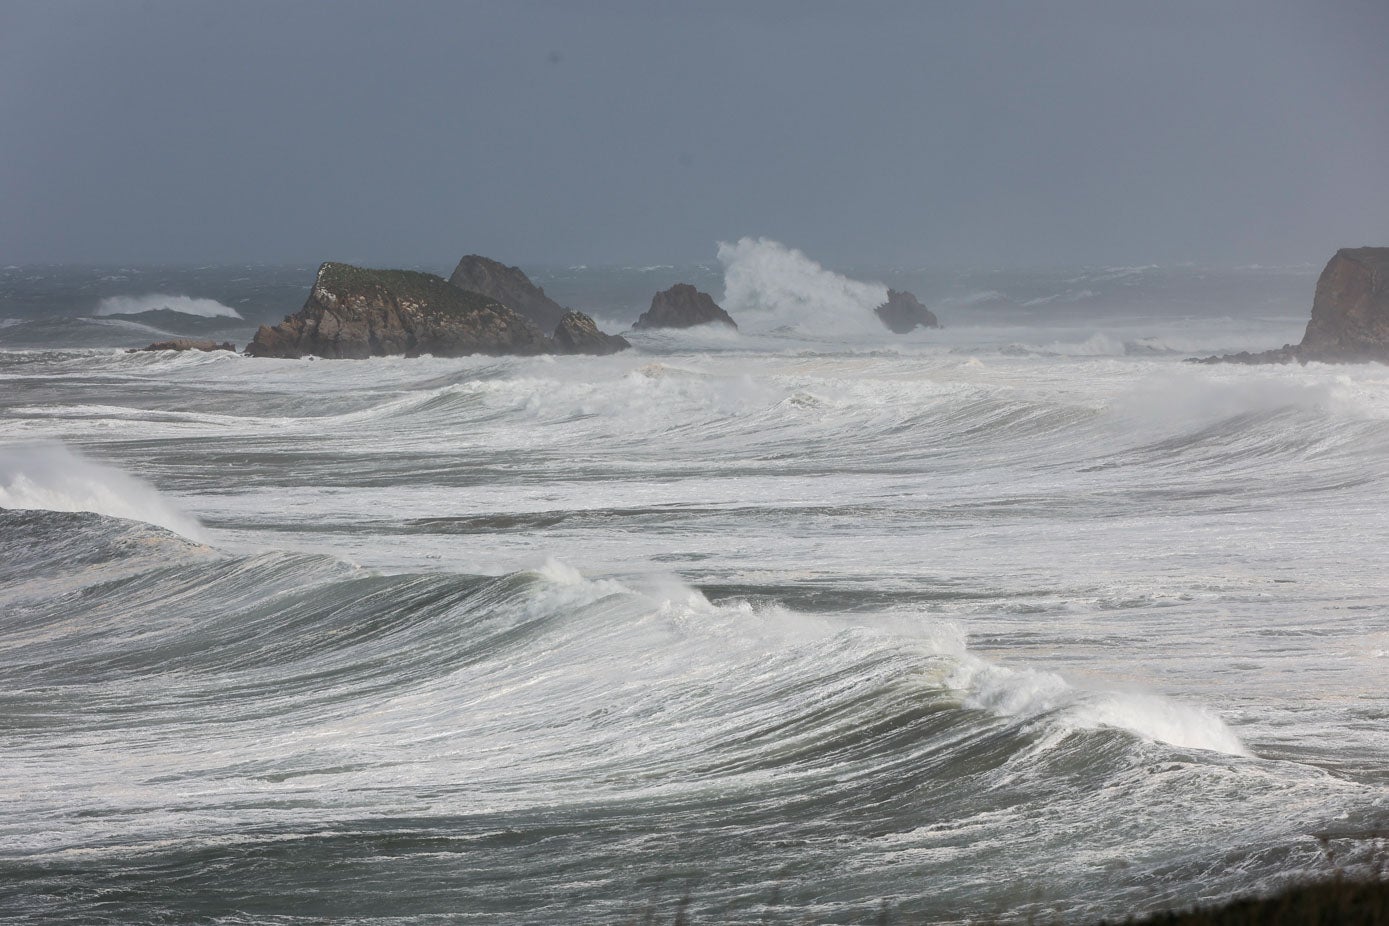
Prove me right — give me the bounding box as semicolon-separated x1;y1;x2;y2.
1298;248;1389;359
553;311;630;355
245;262;552;359
874;289;940;333
632;284;737;330
129;338;237;353
1194;248;1389;364
448;255;569;330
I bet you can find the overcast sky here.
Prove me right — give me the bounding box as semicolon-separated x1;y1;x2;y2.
2;0;1386;268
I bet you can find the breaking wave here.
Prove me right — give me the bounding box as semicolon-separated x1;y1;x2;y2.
94;293;243;319
717;237;889;334
0;441;205;540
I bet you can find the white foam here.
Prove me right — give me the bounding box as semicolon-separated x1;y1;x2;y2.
716;237;888;334
94;294;243;319
955;660;1250;756
0;442;205;540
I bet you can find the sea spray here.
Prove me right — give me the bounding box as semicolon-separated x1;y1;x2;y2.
717;237;889;334
0;441;205;540
954;658;1251;756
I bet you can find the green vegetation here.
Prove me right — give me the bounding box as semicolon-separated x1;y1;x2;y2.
314;261;503;315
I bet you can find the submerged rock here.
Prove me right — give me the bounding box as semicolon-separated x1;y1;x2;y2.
633;284;737;330
874;289;940;333
1193;248;1389;364
448;255;569;330
552;311;630;355
129;338;237;353
245;262;552;359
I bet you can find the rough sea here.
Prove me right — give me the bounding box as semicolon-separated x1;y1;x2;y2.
1;241;1386;924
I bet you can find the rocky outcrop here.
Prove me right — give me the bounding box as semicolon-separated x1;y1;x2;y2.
245;263;552;359
448;255;569;329
553;311;630;355
1194;248;1389;364
874;289;940;333
129;338;237;353
633;284;737;330
1298;247;1389;359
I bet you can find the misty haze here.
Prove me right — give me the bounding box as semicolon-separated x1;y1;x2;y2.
1;2;1387;925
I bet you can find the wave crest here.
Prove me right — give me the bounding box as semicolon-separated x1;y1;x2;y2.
94;293;243;319
0;442;205;540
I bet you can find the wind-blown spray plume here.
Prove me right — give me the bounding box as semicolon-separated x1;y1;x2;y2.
0;442;205;539
716;237;888;334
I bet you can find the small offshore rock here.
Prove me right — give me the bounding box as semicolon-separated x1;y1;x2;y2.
129;339;237;353
633;284;737;330
553;311;630;355
874;289;940;333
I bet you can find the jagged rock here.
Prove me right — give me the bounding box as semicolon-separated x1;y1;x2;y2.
553;311;630;355
633;284;737;330
129;338;237;353
874;289;940;333
245;262;552;359
448;255;569;329
1193;248;1389;364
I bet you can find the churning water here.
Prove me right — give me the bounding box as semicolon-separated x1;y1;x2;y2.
1;252;1385;924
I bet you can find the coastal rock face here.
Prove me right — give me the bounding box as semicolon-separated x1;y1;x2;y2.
246;263;552;359
633;284;737;330
1194;248;1389;364
874;289;940;333
1298;247;1389;360
130;338;237;353
448;255;569;329
553;311;630;355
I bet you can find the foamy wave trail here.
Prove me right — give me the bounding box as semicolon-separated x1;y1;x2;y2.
1;507;1366;924
717;237;889;335
94;293;243;319
0;441;204;540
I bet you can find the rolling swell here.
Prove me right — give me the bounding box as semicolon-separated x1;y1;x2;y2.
5;328;1389;922
0;507;1368;924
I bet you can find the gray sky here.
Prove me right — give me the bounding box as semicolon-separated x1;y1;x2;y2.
2;0;1386;267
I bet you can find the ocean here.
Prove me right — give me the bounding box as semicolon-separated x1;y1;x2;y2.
1;242;1385;924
